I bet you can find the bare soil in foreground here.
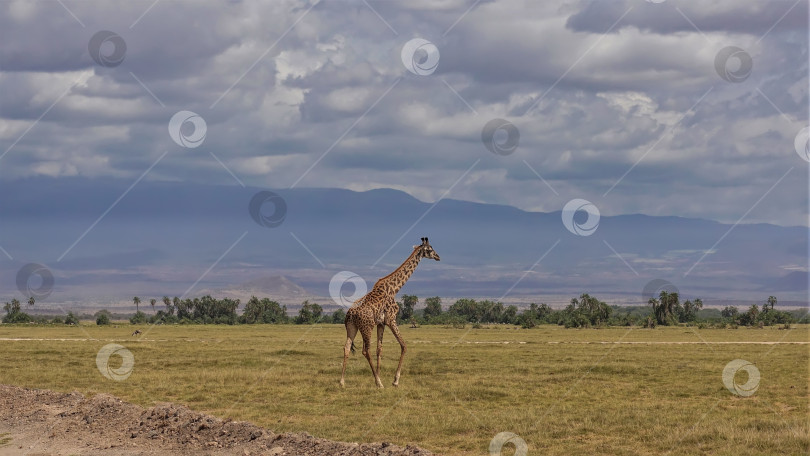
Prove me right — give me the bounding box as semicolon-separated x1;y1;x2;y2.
0;385;432;455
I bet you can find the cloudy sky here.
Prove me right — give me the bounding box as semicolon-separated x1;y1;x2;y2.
1;0;808;226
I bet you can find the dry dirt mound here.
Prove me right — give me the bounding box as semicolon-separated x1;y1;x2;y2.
0;384;432;455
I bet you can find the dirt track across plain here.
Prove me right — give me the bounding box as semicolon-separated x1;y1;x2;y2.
0;384;431;456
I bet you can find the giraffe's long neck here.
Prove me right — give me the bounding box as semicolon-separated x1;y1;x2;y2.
375;249;421;297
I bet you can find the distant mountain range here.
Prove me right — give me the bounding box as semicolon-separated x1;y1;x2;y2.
0;177;807;309
196;276;324;309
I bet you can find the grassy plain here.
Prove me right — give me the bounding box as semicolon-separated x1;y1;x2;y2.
0;323;807;455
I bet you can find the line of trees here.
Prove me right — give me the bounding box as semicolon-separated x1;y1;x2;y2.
404;294;805;329
720;296;795;327
2;298;35;323
129;296;340;325
3;293;807;327
2;297;82;325
403;294;613;328
644;292;797;328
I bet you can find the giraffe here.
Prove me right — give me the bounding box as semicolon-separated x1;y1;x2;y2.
340;237;440;388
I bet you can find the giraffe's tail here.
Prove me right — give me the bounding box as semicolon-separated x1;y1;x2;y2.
350;341;356;354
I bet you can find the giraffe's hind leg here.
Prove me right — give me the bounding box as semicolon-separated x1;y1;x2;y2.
360;324;383;388
376;323;384;377
340;317;358;387
388;320;407;387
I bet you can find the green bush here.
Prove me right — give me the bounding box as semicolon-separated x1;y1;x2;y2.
215;315;236;325
64;312;79;325
148;311;178;325
94;309;111;325
760;310;794;326
295;301;323;324
241;296;289;324
130;311;147;324
331;308;346;324
2;311;31;324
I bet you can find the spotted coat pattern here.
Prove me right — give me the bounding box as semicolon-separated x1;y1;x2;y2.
340;237;440;388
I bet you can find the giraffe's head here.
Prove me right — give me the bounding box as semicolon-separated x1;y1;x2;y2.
414;237;441;261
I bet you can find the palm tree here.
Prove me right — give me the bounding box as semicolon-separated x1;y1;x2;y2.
650;291;679;325
133;296;141;313
766;296;777;313
401;295;418;321
150;298;157;314
173;296;181;317
27;297;35;307
4;299;21;315
162;296;172;315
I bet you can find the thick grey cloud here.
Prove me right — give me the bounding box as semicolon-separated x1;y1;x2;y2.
0;0;806;227
567;0;808;36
